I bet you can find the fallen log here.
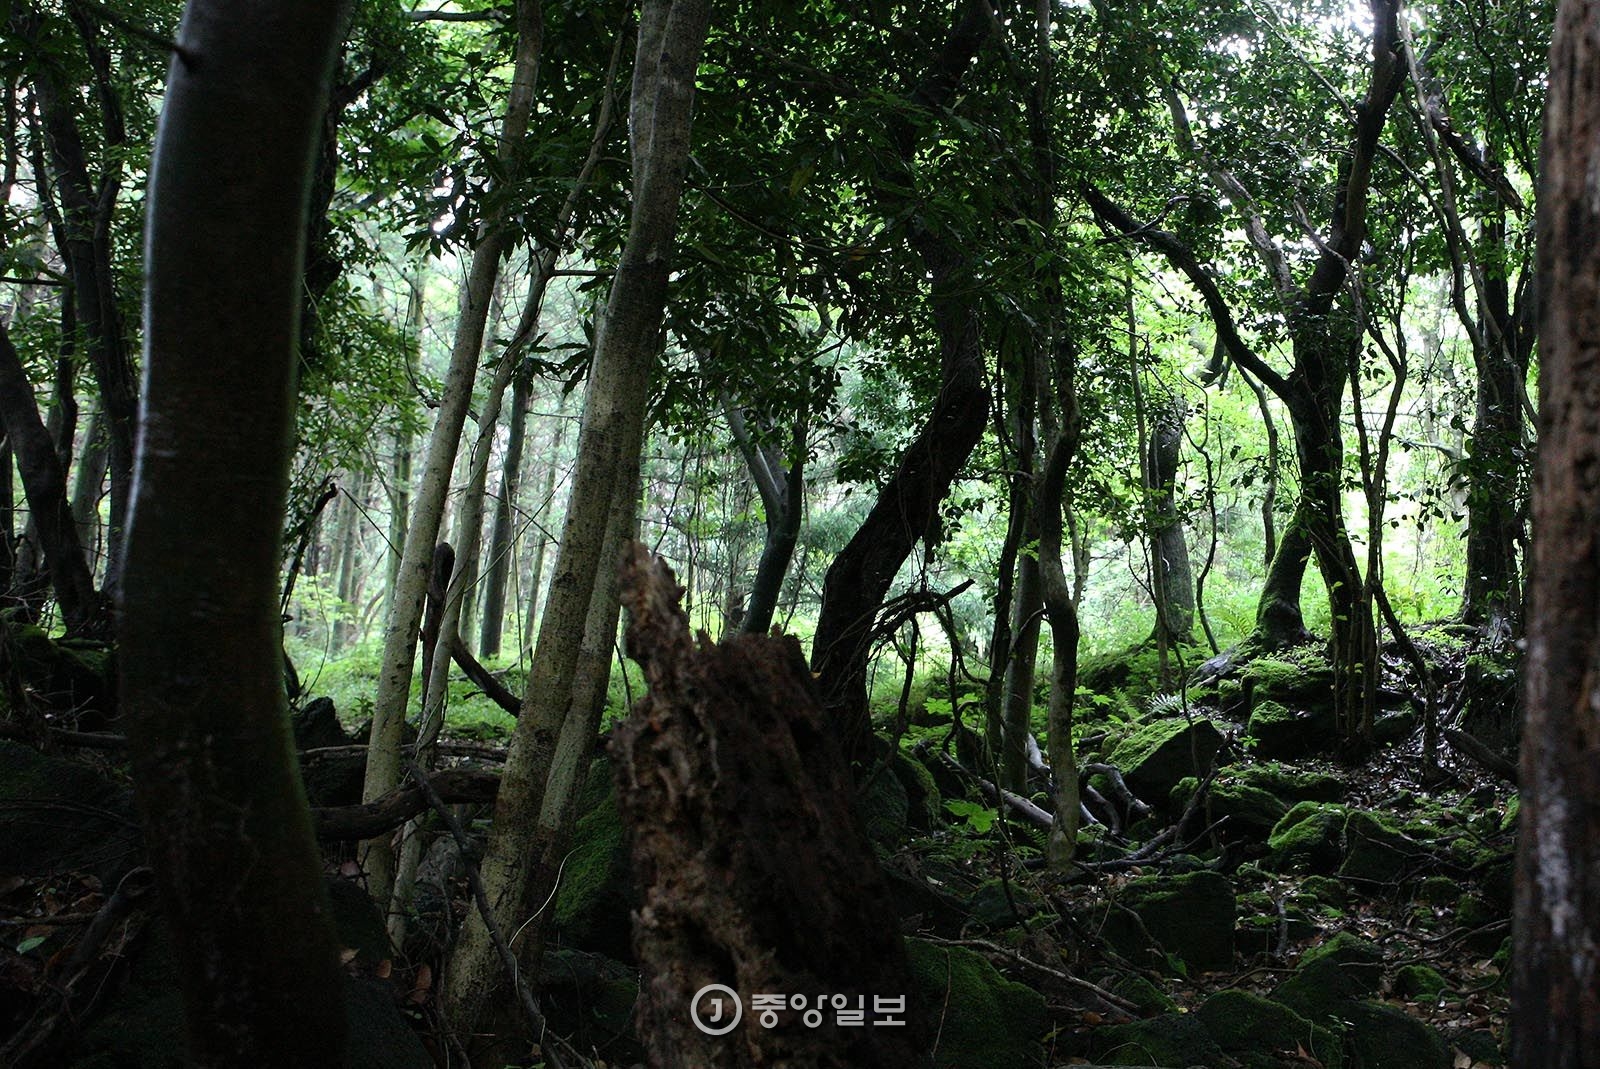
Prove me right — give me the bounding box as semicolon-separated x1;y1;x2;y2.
311;767;499;841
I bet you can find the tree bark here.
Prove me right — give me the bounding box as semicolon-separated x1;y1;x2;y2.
121;1;352;1063
1147;396;1194;647
442;0;711;1036
613;546;924;1068
479;367;531;658
1513;3;1600;1062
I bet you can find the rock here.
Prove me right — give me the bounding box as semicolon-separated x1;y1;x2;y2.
1394;964;1447;999
1171;775;1288;837
1272;936;1385;1024
1267;802;1348;874
906;939;1047;1069
538;947;642;1064
292;696;353;749
857;759;910;845
553;786;634;962
1087;1011;1226;1067
1119;870;1236;973
1247;700;1335;759
1108;717;1224;803
346;976;433;1069
1196;989;1342;1069
966;877;1042;929
326;877;391;967
892;749;943;830
1236;763;1345;805
1339;810;1427;884
1300;932;1383;983
1415;876;1459;905
1299;876;1348;909
1343;1000;1450;1069
1243;651;1336;708
1105;973;1176;1014
0;740;143;884
1373;709;1418;745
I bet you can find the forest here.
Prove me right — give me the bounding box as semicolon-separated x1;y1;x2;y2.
0;0;1596;1066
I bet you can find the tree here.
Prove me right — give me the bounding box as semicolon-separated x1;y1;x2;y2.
442;0;713;1039
1512;1;1600;1061
120;0;352;1062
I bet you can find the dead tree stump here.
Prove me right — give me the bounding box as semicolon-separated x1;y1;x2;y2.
612;544;927;1068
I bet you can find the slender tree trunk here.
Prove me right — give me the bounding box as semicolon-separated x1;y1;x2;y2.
69;403;107;573
1513;5;1600;1062
522;398;568;648
479;368;531;658
1147;396;1194;648
122;2;351;1062
332;470;368;648
443;0;711;1038
359;0;544;905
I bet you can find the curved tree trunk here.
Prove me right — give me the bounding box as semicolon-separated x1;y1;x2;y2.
810;0;995;765
1513;4;1600;1062
121;1;352;1062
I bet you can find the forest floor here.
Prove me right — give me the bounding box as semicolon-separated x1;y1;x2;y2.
0;624;1516;1069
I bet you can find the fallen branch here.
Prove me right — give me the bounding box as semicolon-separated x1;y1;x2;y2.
449;636;521;715
1442;728;1518;785
921;935;1140;1015
311;768;499;841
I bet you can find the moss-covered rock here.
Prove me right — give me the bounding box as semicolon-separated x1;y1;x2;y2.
1267;802;1348;874
1415;876;1459;905
1339;811;1427;884
858;760;910;844
1196;989;1342;1069
1272;936;1385;1026
553;787;633;962
1236;763;1346;805
0;740;142;883
1087;1011;1226;1067
1300;933;1383;983
1243;649;1336;708
893;748;943;830
1300;876;1349;909
1119;870;1236;973
1171;775;1289;837
1343;1000;1450;1069
538;947;642;1065
906;939;1048;1069
1108;717;1225;803
1394;964;1447;1000
1105;972;1177;1014
1247;700;1335;759
1372;709;1418;745
966;877;1042;929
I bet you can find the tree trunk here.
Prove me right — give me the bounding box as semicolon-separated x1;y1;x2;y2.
0;321;100;633
1513;5;1600;1062
121;2;351;1062
810;0;994;765
1147;396;1194;647
359;0;544;905
69;404;108;574
479;367;531;658
613;545;924;1068
442;0;711;1036
522;398;568;648
21;28;138;589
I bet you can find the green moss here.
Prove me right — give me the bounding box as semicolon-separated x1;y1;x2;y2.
1344;1001;1450;1069
1235;763;1345;804
1171;775;1289;835
1267;802;1348;873
1120;870;1236;972
1107;717;1224;800
1088;1012;1226;1067
1339;810;1428;883
1394;964;1447;999
553;791;632;961
1197;989;1342;1069
906;939;1047;1069
1299;876;1348;908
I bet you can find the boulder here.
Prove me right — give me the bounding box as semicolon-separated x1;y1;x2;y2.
1339;811;1427;884
1170;775;1288;837
1119;870;1235;973
0;740;143;884
1266;802;1347;874
1087;1011;1226;1067
906;939;1048;1069
1196;989;1342;1069
553;786;633;962
1108;717;1224;803
1343;1000;1450;1069
1247;700;1335;759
